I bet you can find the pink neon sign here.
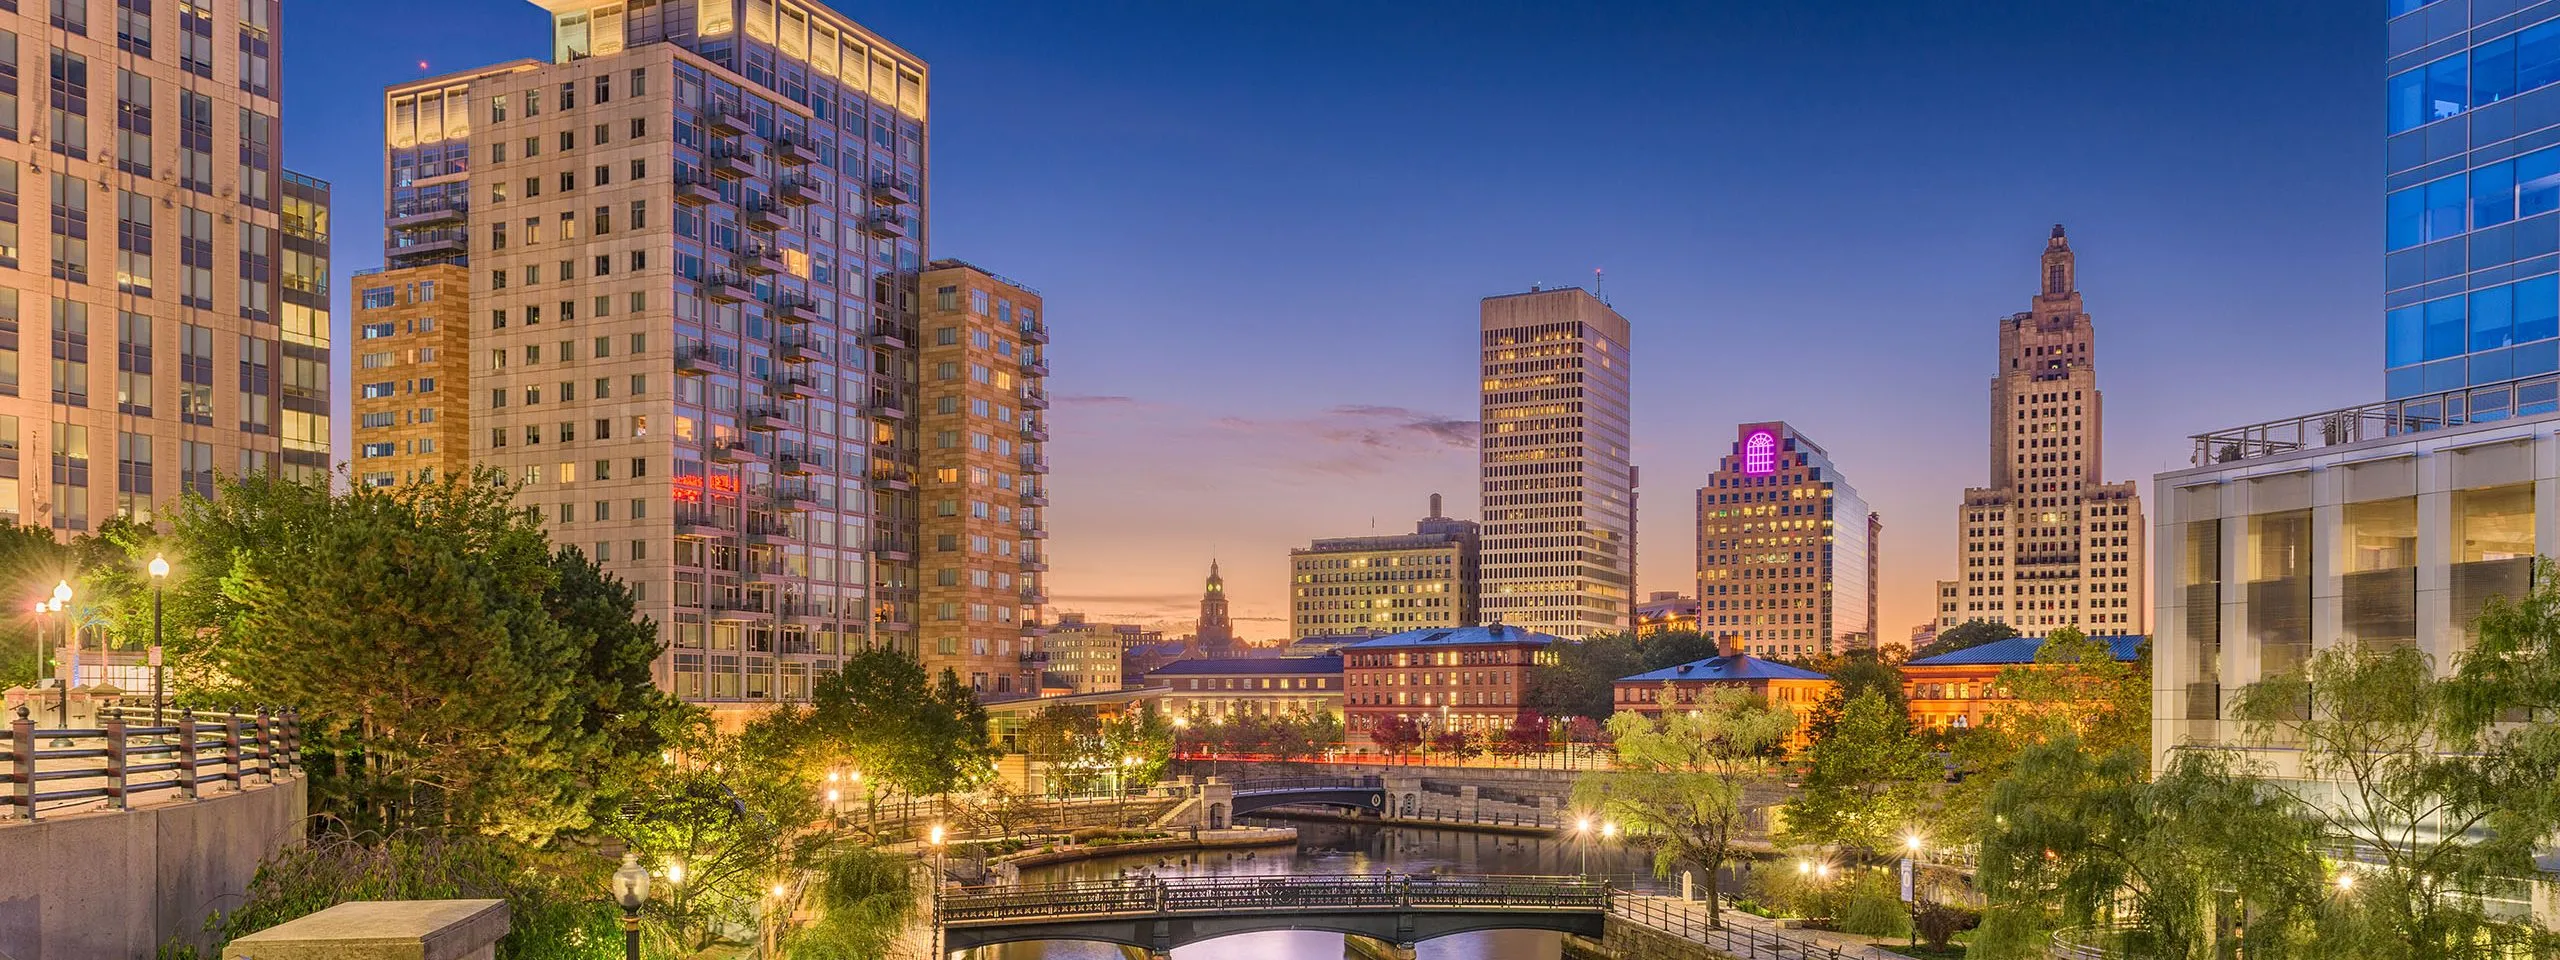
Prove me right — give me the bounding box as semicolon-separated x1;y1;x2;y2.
1742;430;1778;476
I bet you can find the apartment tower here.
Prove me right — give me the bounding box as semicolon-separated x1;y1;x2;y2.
350;263;470;485
1694;422;1876;658
1938;227;2145;635
1477;286;1635;639
1289;493;1481;640
915;259;1048;696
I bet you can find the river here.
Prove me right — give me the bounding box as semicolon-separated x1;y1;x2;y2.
956;817;1691;960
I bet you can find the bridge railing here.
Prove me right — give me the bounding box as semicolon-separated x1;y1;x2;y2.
937;873;1607;925
1229;775;1384;794
1609;893;1849;960
4;703;301;821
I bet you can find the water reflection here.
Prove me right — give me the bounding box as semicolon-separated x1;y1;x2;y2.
956;819;1679;960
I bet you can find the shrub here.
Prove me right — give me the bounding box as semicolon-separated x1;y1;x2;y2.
1913;897;1979;950
1834;872;1914;938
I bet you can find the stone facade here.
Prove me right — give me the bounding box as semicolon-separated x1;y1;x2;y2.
350;263;472;486
917;260;1047;695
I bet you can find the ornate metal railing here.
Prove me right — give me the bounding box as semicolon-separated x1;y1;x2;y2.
1230;775;1383;794
4;704;301;821
937;873;1606;926
1608;893;1851;960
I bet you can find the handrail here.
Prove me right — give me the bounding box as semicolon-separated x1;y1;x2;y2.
1608;892;1849;960
5;704;301;821
1230;775;1383;794
938;873;1607;925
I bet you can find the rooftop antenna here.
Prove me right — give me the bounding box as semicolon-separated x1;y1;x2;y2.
1594;267;1607;305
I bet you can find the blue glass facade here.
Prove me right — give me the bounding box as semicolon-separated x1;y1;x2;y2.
2384;0;2560;397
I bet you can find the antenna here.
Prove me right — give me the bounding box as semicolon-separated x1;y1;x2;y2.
1594;268;1607;305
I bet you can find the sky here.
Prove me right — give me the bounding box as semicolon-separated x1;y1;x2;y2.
286;0;2380;641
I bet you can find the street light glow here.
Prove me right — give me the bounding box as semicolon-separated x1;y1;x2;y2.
1797;859;1812;875
771;882;788;898
1905;832;1924;854
148;554;170;578
2337;870;2356;892
665;861;686;885
928;824;947;846
1602;822;1618;839
1575;817;1593;834
51;580;70;604
824;788;840;803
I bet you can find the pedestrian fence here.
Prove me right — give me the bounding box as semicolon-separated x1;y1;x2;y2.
3;703;301;821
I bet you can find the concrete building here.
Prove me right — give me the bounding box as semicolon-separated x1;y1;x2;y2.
0;0;321;530
1290;493;1481;639
350;263;471;486
1694;422;1877;658
1939;227;2146;637
1341;623;1553;737
917;259;1048;696
1478;286;1635;639
1612;654;1832;751
1143;655;1344;722
1038;612;1127;694
1193;559;1235;657
1902;633;2142;732
1634;591;1700;635
394;0;938;708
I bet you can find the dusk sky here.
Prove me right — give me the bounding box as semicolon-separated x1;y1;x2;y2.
292;0;2378;638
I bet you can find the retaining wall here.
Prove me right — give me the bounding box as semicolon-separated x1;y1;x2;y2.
0;776;307;960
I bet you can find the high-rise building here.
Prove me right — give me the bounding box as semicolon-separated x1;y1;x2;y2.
1938;228;2146;636
917;259;1048;696
1289;493;1481;640
1193;559;1235;657
349;263;471;486
2383;1;2560;400
1693;422;1876;658
384;0;944;709
0;1;318;530
1477;286;1634;639
1037;613;1123;695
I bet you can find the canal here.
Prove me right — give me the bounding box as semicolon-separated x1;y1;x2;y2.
956;817;1687;960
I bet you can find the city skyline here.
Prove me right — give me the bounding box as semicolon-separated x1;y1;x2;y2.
283;0;2381;640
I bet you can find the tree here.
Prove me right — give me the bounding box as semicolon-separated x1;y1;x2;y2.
1637;630;1720;671
1524;631;1643;720
1499;711;1550;756
2448;561;2560;882
1798;650;1909;744
625;716;829;953
1780;689;1936;859
1430;728;1481;761
1572;689;1795;927
1022;703;1110;797
1924;619;2018;655
1368;714;1423;761
0;521;71;688
787;646;995;811
1939;628;2150;846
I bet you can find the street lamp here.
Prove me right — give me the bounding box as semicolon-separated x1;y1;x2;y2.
611;852;650;960
1903;832;1926;951
1574;816;1594;878
148;554;169;725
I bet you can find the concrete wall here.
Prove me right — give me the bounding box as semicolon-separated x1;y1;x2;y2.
0;777;307;960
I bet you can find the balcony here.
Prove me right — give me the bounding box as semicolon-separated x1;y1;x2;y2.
712;439;766;465
869;391;909;420
1022;355;1050;377
739;243;786;275
872;535;916;560
1020;419;1050;442
676;510;728;539
778;454;818;476
675;173;722;206
777;332;823;363
1021;586;1049;605
710;143;758;180
867;321;910;349
675;345;721;377
743;406;790;431
862;211;910;239
702;272;752;303
869;177;915;206
771;373;816;399
387;200;467;230
869;464;915;492
2186;377;2560;468
744;199;789;232
1021;322;1050;345
742;519;792;545
1021;388;1051;410
387;231;467;263
1021;524;1050;540
772;134;820;166
1020;487;1049;507
1018;651;1050;665
1022;553;1050;573
703;102;753;136
710;598;774;622
773;293;821;325
777;174;822;206
770;484;820;508
1020;455;1050;475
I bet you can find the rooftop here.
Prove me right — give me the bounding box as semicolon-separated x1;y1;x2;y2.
1906;634;2146;667
1341;624;1558;651
1146;655;1342;678
2183;377;2560;468
1617;655;1830;684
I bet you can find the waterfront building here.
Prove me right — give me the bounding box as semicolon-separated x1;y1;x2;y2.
1694;422;1878;658
1142;656;1344;722
1634;592;1700;635
1611;654;1832;751
1478;286;1635;639
1900;633;2143;732
1193;559;1236;657
917;259;1049;696
350;263;472;486
1340;623;1553;737
1940;227;2146;637
1290;493;1481;639
1038;613;1127;694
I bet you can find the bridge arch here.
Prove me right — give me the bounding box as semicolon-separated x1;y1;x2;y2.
942;913;1606;954
936;874;1609;955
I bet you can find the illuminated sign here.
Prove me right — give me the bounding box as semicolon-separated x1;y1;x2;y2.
1742;430;1778;476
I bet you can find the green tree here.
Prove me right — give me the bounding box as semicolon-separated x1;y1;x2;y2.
1799;650;1910;743
1022;703;1109;796
1926;619;2019;655
1780;689;1936;859
1572;689;1795;927
1525;631;1643;720
1940;628;2150;845
1637;629;1719;671
625;716;829;954
2447;561;2560;888
0;520;72;688
787;646;995;811
786;845;918;959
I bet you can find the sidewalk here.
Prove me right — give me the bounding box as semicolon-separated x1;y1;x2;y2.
1613;892;1923;960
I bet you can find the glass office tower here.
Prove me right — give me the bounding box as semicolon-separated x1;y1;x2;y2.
2384;1;2560;399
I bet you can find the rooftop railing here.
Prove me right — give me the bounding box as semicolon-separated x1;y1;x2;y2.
2188;375;2560;467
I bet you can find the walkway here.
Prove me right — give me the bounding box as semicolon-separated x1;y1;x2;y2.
1610;892;1912;960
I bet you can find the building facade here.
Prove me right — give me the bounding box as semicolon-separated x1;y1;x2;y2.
1902;633;2142;732
1634;591;1700;635
1037;613;1124;694
1340;624;1552;737
1694;422;1877;658
1939;227;2146;637
1193;559;1235;656
0;0;320;531
1612;654;1832;751
2383;0;2560;400
1143;655;1343;722
917;259;1047;696
1478;286;1635;639
350;263;471;486
1290;494;1481;639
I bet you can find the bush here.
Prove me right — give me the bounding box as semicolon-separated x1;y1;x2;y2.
1913;897;1979;950
172;831;615;960
1834;872;1914;938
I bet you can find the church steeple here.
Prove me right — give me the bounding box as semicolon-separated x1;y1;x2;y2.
1196;558;1235;656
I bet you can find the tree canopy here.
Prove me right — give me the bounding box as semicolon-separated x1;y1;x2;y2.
1779;689;1937;859
1574;689;1794;926
1924;619;2019;655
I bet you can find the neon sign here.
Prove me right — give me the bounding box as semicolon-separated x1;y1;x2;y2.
1742;430;1778;476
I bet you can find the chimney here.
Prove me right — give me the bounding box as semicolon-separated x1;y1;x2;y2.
1717;634;1743;658
1428;493;1443;519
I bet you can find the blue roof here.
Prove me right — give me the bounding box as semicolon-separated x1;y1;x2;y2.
1145;655;1342;678
1341;624;1558;651
1906;634;2146;667
1617;654;1830;684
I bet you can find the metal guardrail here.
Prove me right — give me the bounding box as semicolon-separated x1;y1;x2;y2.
1230;775;1383;794
4;704;301;821
938;873;1607;926
2182;375;2560;467
1609;893;1851;960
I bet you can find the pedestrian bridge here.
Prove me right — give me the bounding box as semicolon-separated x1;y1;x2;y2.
936;873;1608;955
1224;775;1388;819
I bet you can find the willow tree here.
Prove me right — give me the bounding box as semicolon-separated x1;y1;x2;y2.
1571;687;1794;927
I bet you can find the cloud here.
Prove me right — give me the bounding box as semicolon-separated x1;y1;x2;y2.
1060;394;1147;407
1200;404;1479;478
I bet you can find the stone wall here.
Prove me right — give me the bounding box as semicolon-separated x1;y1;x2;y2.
0;776;307;960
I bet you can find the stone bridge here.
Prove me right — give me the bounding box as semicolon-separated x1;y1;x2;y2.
935;873;1608;957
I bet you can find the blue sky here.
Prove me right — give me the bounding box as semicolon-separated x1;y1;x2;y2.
287;0;2380;637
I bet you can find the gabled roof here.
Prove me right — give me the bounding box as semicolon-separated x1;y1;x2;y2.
1616;654;1830;684
1145;655;1342;678
1906;634;2146;667
1341;624;1558;651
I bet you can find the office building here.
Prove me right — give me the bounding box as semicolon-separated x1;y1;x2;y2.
1694;422;1877;658
1634;591;1700;635
1290;493;1481;640
390;0;939;708
2384;1;2560;400
1037;613;1124;695
1478;286;1635;639
350;264;471;486
0;1;320;530
1143;656;1343;722
1340;623;1553;738
1939;227;2146;637
1193;559;1235;656
917;259;1048;696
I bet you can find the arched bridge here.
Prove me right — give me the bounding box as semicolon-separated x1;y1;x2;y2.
1226;775;1387;818
936;873;1608;955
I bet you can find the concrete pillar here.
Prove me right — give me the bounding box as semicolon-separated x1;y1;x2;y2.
1199;778;1233;830
1457;784;1480;819
222;899;509;960
1383;773;1422;819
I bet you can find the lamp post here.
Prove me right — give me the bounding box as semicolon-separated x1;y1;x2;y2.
148;554;168;726
1574;817;1593;878
1600;821;1618;885
51;580;71;726
1904;832;1924;951
31;599;50;724
611;852;650;960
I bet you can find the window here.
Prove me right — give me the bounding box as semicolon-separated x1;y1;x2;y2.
2388;52;2469;134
